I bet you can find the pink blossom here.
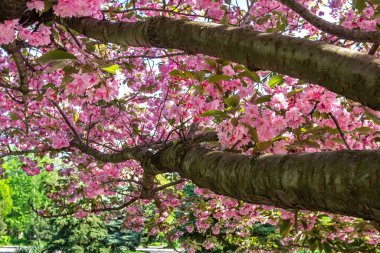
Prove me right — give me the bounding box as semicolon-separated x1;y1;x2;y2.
51;132;70;149
0;19;17;45
271;93;288;110
222;65;235;76
186;226;194;233
363;7;375;19
19;25;51;46
66;73;97;96
54;0;103;17
27;0;45;11
285;107;303;128
203;240;215;250
46;163;54;172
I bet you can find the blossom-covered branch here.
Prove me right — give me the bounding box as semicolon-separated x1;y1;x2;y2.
278;0;380;43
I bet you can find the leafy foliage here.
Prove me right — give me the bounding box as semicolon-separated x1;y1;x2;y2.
45;215;142;253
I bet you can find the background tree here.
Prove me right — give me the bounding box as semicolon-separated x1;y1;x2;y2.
2;157;52;240
1;0;380;251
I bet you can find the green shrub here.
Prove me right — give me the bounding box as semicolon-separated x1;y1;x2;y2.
16;243;44;253
0;235;11;245
105;218;141;252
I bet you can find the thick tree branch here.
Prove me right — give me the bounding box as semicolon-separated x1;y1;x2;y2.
71;131;218;164
0;0;27;22
369;43;380;55
70;139;144;163
61;16;380;110
2;41;29;95
278;0;380;43
156;144;380;222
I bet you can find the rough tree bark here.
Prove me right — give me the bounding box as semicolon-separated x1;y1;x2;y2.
0;0;27;21
3;1;380;222
157;144;380;222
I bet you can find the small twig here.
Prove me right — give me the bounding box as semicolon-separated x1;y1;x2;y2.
294;209;299;233
328;112;351;150
369;43;379;55
309;101;319;118
50;100;81;140
153;179;185;192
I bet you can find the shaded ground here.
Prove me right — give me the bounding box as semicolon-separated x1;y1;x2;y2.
137;247;178;253
0;246;178;253
0;247;18;253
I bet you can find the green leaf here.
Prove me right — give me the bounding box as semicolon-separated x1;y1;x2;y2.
124;11;135;19
224;95;240;108
101;64;122;74
366;112;380;125
208;74;231;83
271;135;288;142
36;49;77;64
254;95;272;104
280;219;292;238
204;58;217;68
301;139;320;148
169;69;182;77
353;0;366;12
301;126;338;135
254;141;273;152
239;70;260;82
61;66;77;85
192;85;205;93
243;123;259;143
323;242;333;253
46;61;67;73
73;112;79;123
220;15;229;25
39;0;54;15
193;71;206;82
309;238;318;252
287;88;304;98
350;126;374;134
268;75;284;88
8;112;18;121
331;138;346;145
200;110;230;118
155;174;171;186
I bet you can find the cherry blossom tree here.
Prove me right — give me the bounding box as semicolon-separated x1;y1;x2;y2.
1;0;380;251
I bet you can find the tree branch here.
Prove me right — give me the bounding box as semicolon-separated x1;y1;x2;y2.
0;0;27;22
369;43;380;55
2;41;29;95
156;143;380;223
0;148;67;159
328;112;351;150
61;16;380;110
278;0;380;43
